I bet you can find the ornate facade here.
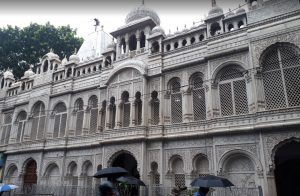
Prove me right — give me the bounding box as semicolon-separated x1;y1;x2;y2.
1;0;300;195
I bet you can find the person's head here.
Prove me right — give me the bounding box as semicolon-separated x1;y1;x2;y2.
199;187;209;194
99;181;115;196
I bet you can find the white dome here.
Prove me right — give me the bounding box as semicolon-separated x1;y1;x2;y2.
207;6;224;19
236;8;246;15
45;49;59;60
4;70;14;79
106;41;116;50
24;65;35;78
69;53;80;63
151;26;165;35
125;5;160;25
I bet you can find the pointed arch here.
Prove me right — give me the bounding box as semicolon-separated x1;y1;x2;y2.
53;102;67;138
88;95;98;134
30;101;46;140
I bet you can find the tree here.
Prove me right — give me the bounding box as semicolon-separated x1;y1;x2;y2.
0;22;83;79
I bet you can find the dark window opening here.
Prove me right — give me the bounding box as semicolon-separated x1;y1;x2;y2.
182;39;187;47
129;34;137;51
210;22;221;36
43;61;48;72
140;31;146;48
166;44;171;51
228;23;234;31
105;56;112;67
238;21;244;28
151;41;160;54
174;42;179;49
199;34;205;41
121;38;126;54
67;68;72;78
191;37;195;44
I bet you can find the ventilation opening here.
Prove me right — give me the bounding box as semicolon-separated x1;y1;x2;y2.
182;39;187;47
210;22;221;36
174;42;179;49
199;34;205;41
191;37;195;44
166;44;171;51
228;23;234;31
66;68;72;78
238;21;244;28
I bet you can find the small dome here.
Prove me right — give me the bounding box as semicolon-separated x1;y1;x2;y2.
151;26;165;35
4;69;14;79
24;65;35;78
207;6;224;19
225;11;235;18
61;56;68;65
125;5;160;25
45;49;59;60
69;50;80;63
236;8;246;15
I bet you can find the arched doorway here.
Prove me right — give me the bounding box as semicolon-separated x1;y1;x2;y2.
23;160;37;185
112;152;140;179
275;140;300;196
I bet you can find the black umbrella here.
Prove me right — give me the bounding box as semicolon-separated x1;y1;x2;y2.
93;167;128;178
116;176;146;186
191;175;234;188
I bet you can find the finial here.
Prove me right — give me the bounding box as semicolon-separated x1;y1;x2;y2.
74;48;77;55
142;0;145;5
94;18;100;32
184;24;186;29
176;27;178;31
50;48;54;53
29;64;34;70
101;25;104;30
212;0;216;7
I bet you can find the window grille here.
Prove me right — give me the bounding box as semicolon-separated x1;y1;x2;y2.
218;65;248;116
262;44;300;109
1;113;12;145
151;91;160;125
170;79;182;123
16;111;27;142
30;102;46;140
122;92;131;127
191;74;206;120
74;99;84;135
175;174;185;187
88;96;98;134
53;103;67;138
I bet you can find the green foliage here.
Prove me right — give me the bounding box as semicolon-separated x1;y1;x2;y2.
0;22;83;79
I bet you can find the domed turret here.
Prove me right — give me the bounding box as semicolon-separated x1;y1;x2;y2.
207;6;224;19
45;48;60;60
69;49;80;63
151;26;165;35
4;69;14;79
24;65;35;78
125;5;160;25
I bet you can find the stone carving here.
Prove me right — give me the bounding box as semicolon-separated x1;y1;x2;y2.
252;31;300;66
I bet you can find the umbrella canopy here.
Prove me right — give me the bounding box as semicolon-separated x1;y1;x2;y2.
117;176;146;186
0;184;18;192
93;167;128;178
191;175;234;188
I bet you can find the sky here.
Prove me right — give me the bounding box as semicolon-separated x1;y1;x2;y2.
0;0;246;39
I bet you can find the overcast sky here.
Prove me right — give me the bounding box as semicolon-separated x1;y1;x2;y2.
0;0;246;39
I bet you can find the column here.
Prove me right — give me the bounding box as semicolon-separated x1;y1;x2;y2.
116;37;120;59
163;91;171;124
9;122;18;143
130;100;136;127
105;105;111;129
136;32;141;52
47;114;55;138
125;35;129;55
253;67;266;112
182;86;193;122
23;116;32;141
82;107;90;135
115;100;122;128
68;111;76;136
244;71;255;114
142;78;147;126
206;81;220;119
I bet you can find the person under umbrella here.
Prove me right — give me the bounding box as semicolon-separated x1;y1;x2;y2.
98;181;119;196
193;187;210;196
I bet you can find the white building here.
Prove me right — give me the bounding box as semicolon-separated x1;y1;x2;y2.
0;0;300;195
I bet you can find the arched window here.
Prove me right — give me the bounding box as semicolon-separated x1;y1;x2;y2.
150;91;160;125
199;34;205;41
53;103;67;138
54;64;58;71
261;43;300;110
88;95;98;134
109;97;116;129
217;65;248;116
193;155;209;176
171;157;185;187
166;44;171;51
169;78;182;123
21;82;25;91
140;31;146;48
105;56;112;67
67;162;78;190
1;78;4;89
228;23;234;31
74;98;84;136
15;111;27;142
43;61;48;72
182;39;187;47
1;113;12;145
100;100;107;131
151;41;160;54
121;91;130;127
238;21;244;28
190;73;206;120
121;38;126;54
150;162;160;194
66;68;72;78
191;37;195;44
129;34;137;51
210;22;221;36
135;92;142;126
31;101;46;140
